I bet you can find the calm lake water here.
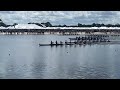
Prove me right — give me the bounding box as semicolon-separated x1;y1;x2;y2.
0;35;120;79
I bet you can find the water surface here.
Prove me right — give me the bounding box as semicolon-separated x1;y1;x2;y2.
0;35;120;79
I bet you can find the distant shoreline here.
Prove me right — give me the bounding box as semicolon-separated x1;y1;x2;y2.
0;32;119;35
0;28;120;35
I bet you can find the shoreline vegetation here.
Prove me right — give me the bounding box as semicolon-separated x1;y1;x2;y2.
0;19;120;35
0;31;120;35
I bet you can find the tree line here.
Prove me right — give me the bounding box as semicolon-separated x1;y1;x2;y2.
0;19;18;27
26;22;120;27
28;22;120;27
1;19;120;27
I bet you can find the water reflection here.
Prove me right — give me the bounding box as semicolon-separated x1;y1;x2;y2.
5;57;24;79
0;35;120;79
31;58;46;79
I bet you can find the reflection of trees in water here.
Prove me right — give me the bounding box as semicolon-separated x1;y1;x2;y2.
5;58;23;79
50;45;110;79
56;57;81;79
50;47;80;79
31;52;47;79
31;60;46;79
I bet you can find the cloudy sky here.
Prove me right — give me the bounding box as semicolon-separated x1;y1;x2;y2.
0;11;120;25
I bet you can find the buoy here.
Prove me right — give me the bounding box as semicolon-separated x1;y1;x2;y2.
9;54;10;56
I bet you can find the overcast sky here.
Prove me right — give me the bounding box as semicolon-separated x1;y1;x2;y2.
0;11;120;25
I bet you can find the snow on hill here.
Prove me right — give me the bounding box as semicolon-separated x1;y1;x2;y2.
14;24;44;29
1;24;120;29
45;27;120;29
0;24;46;29
0;26;7;29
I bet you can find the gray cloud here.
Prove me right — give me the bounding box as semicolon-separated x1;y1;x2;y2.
0;11;120;25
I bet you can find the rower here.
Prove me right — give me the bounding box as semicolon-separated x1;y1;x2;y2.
56;41;58;45
65;40;67;44
60;41;63;44
51;41;53;45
